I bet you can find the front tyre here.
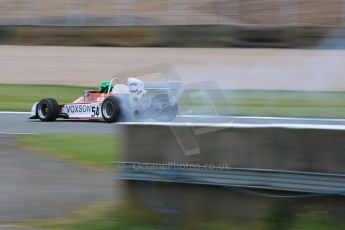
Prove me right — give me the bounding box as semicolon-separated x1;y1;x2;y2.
37;98;59;121
101;96;120;123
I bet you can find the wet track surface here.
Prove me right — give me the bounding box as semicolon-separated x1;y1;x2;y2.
0;113;117;134
3;113;345;134
2;112;345;134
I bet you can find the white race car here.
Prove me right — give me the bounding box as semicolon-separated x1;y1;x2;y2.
29;77;182;123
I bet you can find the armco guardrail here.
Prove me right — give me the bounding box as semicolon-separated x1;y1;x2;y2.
119;122;345;222
117;162;345;195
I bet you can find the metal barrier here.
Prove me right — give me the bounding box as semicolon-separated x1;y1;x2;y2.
117;162;345;195
119;123;345;221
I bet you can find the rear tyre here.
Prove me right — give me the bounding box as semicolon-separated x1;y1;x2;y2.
37;98;59;121
101;96;120;123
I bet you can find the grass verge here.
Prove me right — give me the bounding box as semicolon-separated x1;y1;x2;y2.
0;84;92;111
23;202;156;230
17;134;120;170
2;84;345;118
179;89;345;118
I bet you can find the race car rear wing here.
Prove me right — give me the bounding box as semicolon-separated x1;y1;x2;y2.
127;77;183;105
110;63;184;99
144;81;182;90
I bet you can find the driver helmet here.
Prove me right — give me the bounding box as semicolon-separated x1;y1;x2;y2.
99;81;111;92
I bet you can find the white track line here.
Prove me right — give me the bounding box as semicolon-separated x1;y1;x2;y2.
177;115;345;122
2;111;345;130
120;122;345;131
0;112;344;122
0;132;38;135
0;111;30;114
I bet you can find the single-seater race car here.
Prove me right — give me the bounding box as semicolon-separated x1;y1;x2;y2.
29;77;182;123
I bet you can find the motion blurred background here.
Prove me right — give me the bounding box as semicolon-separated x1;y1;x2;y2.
0;0;345;47
1;1;345;230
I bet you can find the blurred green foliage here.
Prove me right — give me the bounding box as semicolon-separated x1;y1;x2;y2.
0;25;333;48
25;202;344;230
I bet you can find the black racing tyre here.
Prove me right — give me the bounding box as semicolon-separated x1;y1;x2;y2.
101;96;121;123
37;98;59;121
151;94;178;122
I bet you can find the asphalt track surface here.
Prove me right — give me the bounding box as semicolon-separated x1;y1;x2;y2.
0;134;116;223
2;112;345;134
0;112;117;134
